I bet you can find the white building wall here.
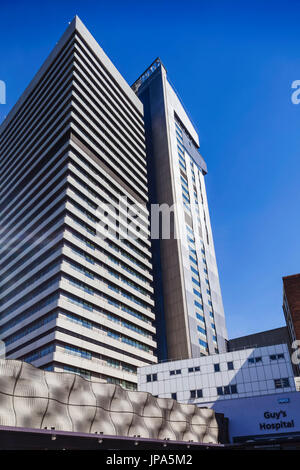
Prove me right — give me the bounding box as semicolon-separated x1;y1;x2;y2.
138;344;296;404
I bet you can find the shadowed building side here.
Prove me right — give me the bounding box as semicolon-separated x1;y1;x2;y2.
132;59;228;360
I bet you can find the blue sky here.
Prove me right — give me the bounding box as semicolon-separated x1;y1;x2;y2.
0;0;299;339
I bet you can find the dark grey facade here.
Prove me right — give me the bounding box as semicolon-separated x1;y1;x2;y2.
132;59;228;361
228;327;290;351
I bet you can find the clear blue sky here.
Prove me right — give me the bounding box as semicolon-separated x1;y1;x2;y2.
0;0;299;339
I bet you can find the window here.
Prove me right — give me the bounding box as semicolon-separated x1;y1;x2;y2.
274;378;290;389
196;313;205;323
171;393;177;400
217;385;238;396
65;345;91;360
214;363;220;372
191;266;199;276
227;361;234;370
199;339;208;348
146;373;157;383
170;369;181;376
193;289;202;298
63;365;91;380
270;353;285;361
188;366;200;373
197;325;206;335
182;193;190;204
248;357;262;364
194;300;203;310
190;389;203;399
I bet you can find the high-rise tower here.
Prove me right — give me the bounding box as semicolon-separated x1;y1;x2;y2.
0;17;157;390
133;59;228;359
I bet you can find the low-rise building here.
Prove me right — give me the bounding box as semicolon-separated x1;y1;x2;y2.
138;343;300;442
138;344;295;403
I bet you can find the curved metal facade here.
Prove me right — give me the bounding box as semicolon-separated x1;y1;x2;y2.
0;359;219;443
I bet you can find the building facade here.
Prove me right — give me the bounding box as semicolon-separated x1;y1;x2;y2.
138;344;295;404
0;358;225;445
0;17;157;390
212;390;300;443
132;59;228;360
227;327;290;351
283;274;300;346
138;343;300;442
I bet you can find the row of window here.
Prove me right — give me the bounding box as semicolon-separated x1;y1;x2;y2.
0;276;59;319
64;265;151;311
1;244;61;295
5;312;57;346
70;188;149;252
63;344;136;374
175;122;216;351
71;152;147;220
68;227;150;278
217;384;238;396
67;249;150;297
146;361;234;381
63;273;151;325
0;260;60;307
65;307;151;339
186;227;215;346
69;170;149;235
63;294;152;353
0;212;64;278
170;385;236;401
171;389;203;400
68;200;149;261
214;362;234;372
248;353;285;364
153;375;291;401
0;293;59;336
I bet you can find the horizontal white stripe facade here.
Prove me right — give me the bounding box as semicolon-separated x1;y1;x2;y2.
0;18;157;390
